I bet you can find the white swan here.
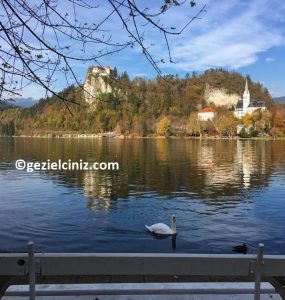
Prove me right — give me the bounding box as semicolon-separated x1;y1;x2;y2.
145;215;176;235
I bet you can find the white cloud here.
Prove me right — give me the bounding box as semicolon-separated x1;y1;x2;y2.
161;0;285;71
265;57;275;62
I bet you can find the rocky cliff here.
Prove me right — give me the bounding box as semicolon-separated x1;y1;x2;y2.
204;83;240;108
83;66;112;105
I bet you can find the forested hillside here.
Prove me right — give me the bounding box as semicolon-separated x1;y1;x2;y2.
0;69;276;137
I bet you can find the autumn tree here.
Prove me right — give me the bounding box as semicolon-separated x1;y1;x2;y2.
242;113;253;127
251;110;262;125
186;112;203;137
261;110;272;133
241;108;274;134
211;110;226;137
221;112;239;138
156;116;171;137
270;105;285;137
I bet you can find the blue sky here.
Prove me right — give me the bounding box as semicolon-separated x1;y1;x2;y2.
19;0;285;99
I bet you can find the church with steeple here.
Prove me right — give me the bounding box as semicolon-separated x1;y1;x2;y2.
234;78;266;118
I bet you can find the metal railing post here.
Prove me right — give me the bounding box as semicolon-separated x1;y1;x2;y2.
254;243;264;300
27;242;36;300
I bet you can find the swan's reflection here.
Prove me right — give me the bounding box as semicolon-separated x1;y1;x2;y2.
150;233;177;252
172;234;176;251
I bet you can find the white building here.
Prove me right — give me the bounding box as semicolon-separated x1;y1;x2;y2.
234;79;266;118
198;107;215;121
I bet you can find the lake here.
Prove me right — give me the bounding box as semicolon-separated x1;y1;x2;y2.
0;137;284;254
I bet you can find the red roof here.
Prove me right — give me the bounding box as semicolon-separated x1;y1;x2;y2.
199;107;214;113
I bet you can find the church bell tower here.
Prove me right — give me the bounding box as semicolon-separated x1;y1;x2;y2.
243;78;250;113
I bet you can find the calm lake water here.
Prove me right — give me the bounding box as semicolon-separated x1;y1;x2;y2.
0;137;285;254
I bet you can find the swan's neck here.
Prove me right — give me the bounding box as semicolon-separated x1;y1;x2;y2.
171;219;176;233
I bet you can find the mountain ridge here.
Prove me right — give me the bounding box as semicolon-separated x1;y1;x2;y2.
273;96;285;103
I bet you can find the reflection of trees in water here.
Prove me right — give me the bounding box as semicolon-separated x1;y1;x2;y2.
202;140;269;189
84;171;113;210
196;140;272;201
1;138;284;211
83;170;128;211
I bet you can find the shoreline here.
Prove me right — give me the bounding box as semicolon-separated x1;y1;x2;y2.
0;133;284;140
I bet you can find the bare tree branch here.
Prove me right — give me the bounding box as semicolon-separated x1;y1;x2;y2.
0;0;205;104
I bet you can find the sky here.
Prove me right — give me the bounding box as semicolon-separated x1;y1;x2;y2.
15;0;285;100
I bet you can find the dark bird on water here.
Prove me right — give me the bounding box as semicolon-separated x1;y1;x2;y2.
232;243;247;254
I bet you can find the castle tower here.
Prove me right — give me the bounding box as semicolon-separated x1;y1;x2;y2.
243;78;250;113
104;65;111;76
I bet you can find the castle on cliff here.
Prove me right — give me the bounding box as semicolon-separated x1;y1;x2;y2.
88;65;111;77
83;65;112;104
